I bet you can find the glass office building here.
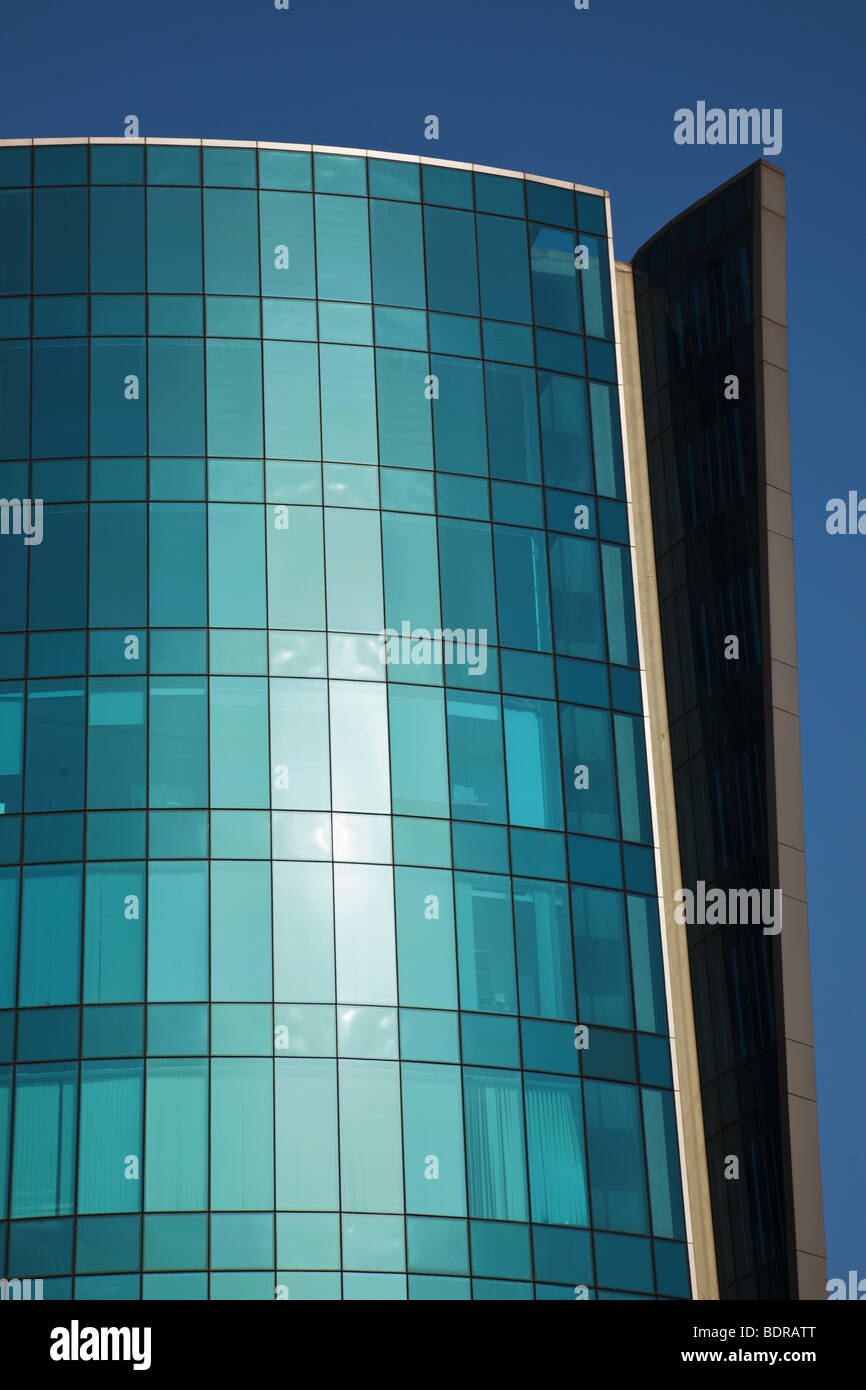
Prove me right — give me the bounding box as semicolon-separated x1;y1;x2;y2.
0;140;822;1301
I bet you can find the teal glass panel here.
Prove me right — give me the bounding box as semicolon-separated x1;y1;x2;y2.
455;871;517;1014
503;696;562;830
485;362;541;483
601;543;640;666
368;158;420;202
642;1087;686;1240
90;339;147;455
32;341;88;456
149;503;206;627
260;191;315;298
447;690;507;825
572;884;633;1028
614;712;653;844
77;1061;142;1213
90;188;145;292
477;214;531;323
463;1069;527;1221
370;199;426;308
209;677;269;808
267;501;325;628
549;535;605;660
83;863;145;1003
205;338;263;456
513;878;574;1020
376;347;433;469
33;189;87;293
314;153;366;195
264;339;320;458
530;223;583;333
627;896;667;1034
11;1064;77;1217
273;861;334;1001
539;372;593;490
0;190;31;293
147;338;205;455
438;517;498;640
210;1059;274;1210
144;1061;208;1214
579;234;614;339
394;866;456;1008
494;528;551;653
338;1059;403;1212
422;165;473;210
259;149;311;192
147;144;200;186
423;206;478;315
431;354;487;476
19;866;81;1006
388;685;449;819
324;508;383;632
203;146;256;188
211;861;271;1001
560;703;619;838
401;1063;467;1216
203;188;259;295
584;1080;649;1235
0;341;30;457
86;679;146;810
315;194;370;302
147;188;202;292
146;862;208;1002
525;1073;588;1225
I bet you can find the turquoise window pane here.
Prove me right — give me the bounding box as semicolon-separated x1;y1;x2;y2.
423;206;478;315
83;863;145;1003
402;1063;467;1216
539;372;593;490
90;188;145;292
422;165;473;210
210;1212;273;1270
614;712;653;844
211;861;271;1001
209;677;269;808
210;1059;274;1210
383;511;440;632
275;1060;339;1210
0;190;31;293
530;223;583;333
321;343;377;463
324;508;383;633
642;1086;686;1241
0;341;30;458
205;338;263;456
561;703;619;838
627;896;667;1034
203;188;260;295
91;144;143;184
208;503;266;627
370;199;426;308
330;682;390;814
584;1080;649;1234
264;339;320;458
470;1218;531;1278
464;1069;527;1221
572;884;633;1028
589;382;625;498
276;1210;340;1268
267;502;325;629
11;1064;77;1217
32;340;88;456
271;677;331;810
146;862;208;1002
431;355;488;477
0;689;23;816
407;1215;469;1274
314;153;366;195
89;503;146;626
0;1067;10;1216
90;340;147;455
525;1073;588;1225
338;1059;404;1212
376;347;433;469
485;362;541;483
19;866;81;1006
580;234;614;339
147;188;202;292
447;691;507;825
203;146;256;188
77;1061;142;1214
388;685;449;819
503;696;563;830
147;338;205;455
149;503;206;627
455;871;517;1014
549;535;605;660
438;518;498;640
258;149;311;192
601;543;639;666
334;862;396;1004
87;679;146;809
34;189;87;293
494;528;552;653
259;191;315;298
368;159;420;202
394;866;457;1009
25;682;85;810
315;194;371;301
272;861;334;1001
513;878;575;1020
477;214;531;323
0;871;19;1008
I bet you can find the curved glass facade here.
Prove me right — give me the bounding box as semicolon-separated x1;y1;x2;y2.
0;139;690;1301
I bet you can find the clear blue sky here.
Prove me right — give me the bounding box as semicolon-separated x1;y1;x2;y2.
2;0;863;1285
